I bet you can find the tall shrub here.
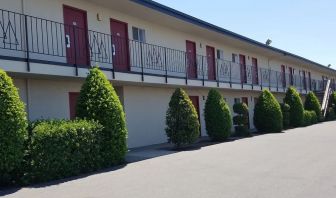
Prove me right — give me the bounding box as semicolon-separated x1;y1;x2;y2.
76;67;127;166
304;92;322;120
233;103;249;136
284;87;304;127
166;88;200;147
254;90;283;133
0;69;28;185
280;103;290;129
204;89;232;141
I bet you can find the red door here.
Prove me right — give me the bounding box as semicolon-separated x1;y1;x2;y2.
239;55;247;83
110;19;129;71
281;65;286;87
206;46;216;80
69;92;80;120
288;67;294;85
251;58;258;85
242;97;250;129
186;40;197;79
189;96;200;121
63;5;89;66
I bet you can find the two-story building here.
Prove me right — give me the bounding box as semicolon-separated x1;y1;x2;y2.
1;0;335;148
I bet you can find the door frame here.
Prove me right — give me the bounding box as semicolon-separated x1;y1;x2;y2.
63;4;89;66
110;18;130;71
186;40;197;79
206;45;216;80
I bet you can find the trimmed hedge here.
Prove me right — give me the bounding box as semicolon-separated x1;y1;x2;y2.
233;103;249;136
281;103;290;129
330;91;336;112
204;89;232;141
254;90;283;133
166;88;200;147
304;92;322;121
76;67;127;167
0;69;28;185
24;120;103;184
284;87;304;127
326;107;336;121
303;110;318;126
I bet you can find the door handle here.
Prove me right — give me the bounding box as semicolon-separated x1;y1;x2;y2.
65;35;71;48
112;44;116;56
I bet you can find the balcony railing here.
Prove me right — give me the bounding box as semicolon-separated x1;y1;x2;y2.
0;8;333;92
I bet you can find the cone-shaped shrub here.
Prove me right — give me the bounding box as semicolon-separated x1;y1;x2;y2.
233;102;249;136
76;67;127;167
284;87;304;127
0;69;28;185
254;90;283;133
304;92;321;120
280;103;290;129
166;88;200;147
204;89;232;141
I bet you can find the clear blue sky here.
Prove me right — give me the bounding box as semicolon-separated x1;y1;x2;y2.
154;0;336;69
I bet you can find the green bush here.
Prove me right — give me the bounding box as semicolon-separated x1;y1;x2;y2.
76;67;127;167
233;103;249;136
303;110;317;126
166;88;200;147
0;69;28;185
326;107;336;121
330;92;336;112
304;92;322;121
24;120;103;184
284;87;304;127
254;90;283;133
204;89;232;141
280;103;290;129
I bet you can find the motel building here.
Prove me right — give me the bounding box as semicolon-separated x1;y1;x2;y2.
1;0;336;148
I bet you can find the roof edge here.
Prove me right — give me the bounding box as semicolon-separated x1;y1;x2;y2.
130;0;335;73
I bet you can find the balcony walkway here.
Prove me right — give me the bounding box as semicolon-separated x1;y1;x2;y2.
2;121;336;198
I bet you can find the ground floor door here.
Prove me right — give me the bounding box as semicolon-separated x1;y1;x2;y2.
206;46;216;80
186;40;197;79
110;18;129;71
69;92;80;120
63;5;89;66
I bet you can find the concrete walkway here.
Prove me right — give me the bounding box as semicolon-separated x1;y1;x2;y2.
2;121;336;198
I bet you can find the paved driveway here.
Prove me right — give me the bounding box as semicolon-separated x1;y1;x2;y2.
2;121;336;198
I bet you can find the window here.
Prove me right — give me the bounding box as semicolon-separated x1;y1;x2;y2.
132;27;146;42
234;98;241;104
232;53;238;63
217;49;224;60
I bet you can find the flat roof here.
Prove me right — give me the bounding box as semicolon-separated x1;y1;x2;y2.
131;0;335;73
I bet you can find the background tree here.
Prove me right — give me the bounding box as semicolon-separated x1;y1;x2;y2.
204;89;232;141
0;69;28;185
166;88;200;147
254;90;283;133
76;67;127;167
284;87;304;127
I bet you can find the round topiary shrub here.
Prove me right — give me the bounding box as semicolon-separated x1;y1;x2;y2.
233;103;249;136
204;89;232;141
280;103;290;129
254;90;283;133
166;88;200;147
0;69;28;185
326;107;336;121
284;87;304;127
330;91;336;112
76;67;127;167
303;110;317;126
304;92;322;121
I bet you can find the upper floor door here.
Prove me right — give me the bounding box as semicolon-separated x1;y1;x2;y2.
110;18;129;72
63;5;89;66
251;58;258;85
288;67;294;85
281;65;286;87
239;54;247;83
206;46;216;80
186;40;197;79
